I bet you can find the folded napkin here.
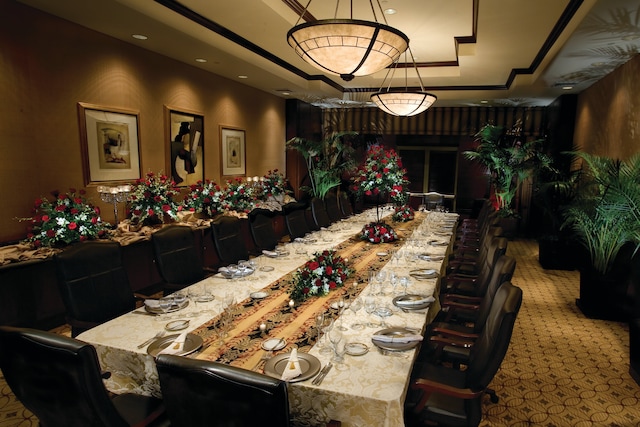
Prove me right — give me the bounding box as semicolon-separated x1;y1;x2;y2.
144;299;160;309
280;349;302;381
157;332;188;356
395;296;435;306
372;333;423;344
262;250;279;257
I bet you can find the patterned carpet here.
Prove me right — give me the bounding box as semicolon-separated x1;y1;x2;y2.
1;239;639;426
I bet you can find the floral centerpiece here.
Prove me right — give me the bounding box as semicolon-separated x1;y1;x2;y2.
393;204;415;222
256;169;290;201
220;177;256;213
22;188;110;248
351;145;409;205
182;179;223;217
290;249;351;302
128;171;180;225
360;222;398;243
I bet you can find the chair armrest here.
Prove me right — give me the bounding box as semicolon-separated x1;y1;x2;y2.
429;335;475;348
440;300;480;311
442;294;482;304
430;326;479;340
413;378;484;400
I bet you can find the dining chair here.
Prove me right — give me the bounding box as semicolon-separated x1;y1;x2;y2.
284;203;311;240
54;240;144;337
324;191;343;223
0;326;166;427
155;354;341;427
310;197;332;229
151;225;215;295
210;215;250;265
248;208;279;252
405;281;522;426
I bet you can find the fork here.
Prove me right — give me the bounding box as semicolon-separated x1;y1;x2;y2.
252;351;272;371
137;331;165;349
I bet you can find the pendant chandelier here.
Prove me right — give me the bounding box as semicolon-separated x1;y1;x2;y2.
287;0;409;81
371;47;437;116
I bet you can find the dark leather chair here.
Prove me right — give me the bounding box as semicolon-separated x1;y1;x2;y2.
156;354;341;427
248;208;279;252
210;215;250;265
324;191;343;222
284;203;311;240
406;282;523;426
339;192;354;217
151;225;214;295
310;197;332;229
54;240;141;337
0;326;166;427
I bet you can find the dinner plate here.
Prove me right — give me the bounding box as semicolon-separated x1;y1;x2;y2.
409;269;439;280
147;333;203;357
371;328;421;352
144;299;189;314
428;240;448;246
345;342;369;356
417;254;445;262
392;294;433;310
250;291;269;299
261;338;286;351
165;319;190;331
263;352;321;383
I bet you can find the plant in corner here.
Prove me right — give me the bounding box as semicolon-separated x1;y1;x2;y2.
561;152;640;320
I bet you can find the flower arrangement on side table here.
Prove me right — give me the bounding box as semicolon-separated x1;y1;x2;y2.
128;171;181;225
257;169;290;201
290;249;351;302
360;222;398;244
393;204;415;222
350;145;409;204
22;188;110;248
220;177;256;213
182;179;223;217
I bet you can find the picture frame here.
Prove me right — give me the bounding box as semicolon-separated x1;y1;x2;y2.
220;126;246;177
77;102;141;186
164;106;204;187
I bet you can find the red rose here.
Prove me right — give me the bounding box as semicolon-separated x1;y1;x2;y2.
41;215;49;222
80;235;87;242
79;189;86;195
91;217;98;224
309;261;319;271
33;240;42;248
315;278;323;287
365;190;372;196
74;198;83;204
55;205;66;212
147;208;155;216
68;222;77;230
70;208;79;215
162;204;171;212
329;281;337;289
34;198;43;208
154;195;162;202
46;229;55;237
303;287;310;294
133;209;142;216
325;266;333;275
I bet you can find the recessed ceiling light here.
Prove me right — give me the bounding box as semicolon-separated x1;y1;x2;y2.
384;8;397;15
562;86;573;90
195;58;207;63
132;34;148;40
238;75;248;79
480;100;489;104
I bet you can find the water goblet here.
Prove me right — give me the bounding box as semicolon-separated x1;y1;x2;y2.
328;329;347;369
376;271;387;295
374;304;393;328
336;298;348;331
364;297;378;328
320;317;334;355
315;313;325;345
173;292;187;310
399;276;410;295
158;296;173;319
349;299;364;330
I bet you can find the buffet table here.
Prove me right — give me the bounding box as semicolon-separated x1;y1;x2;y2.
78;209;458;427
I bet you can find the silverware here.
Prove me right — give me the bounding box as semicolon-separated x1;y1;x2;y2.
252;351;271;371
137;331;165;349
132;310;156;316
312;362;333;385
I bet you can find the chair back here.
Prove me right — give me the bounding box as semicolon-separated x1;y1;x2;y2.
151;225;205;289
0;326;130;427
55;240;136;336
324;192;343;222
310;197;332;229
285;205;311;240
156;354;290;427
473;255;517;332
211;215;249;265
249;209;278;251
339;192;354;217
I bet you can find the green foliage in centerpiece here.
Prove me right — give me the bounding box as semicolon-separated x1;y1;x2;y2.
129;171;181;225
290;249;351;302
182;179;223;217
22;188;110;247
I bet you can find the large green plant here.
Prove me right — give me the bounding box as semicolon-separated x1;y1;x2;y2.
464;124;552;217
286;132;357;199
562;152;640;274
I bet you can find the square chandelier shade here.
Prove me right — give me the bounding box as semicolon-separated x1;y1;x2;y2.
287;19;409;81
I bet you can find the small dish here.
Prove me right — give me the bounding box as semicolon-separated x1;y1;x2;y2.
250;291;269;299
409;269;439;280
259;265;275;272
345;342;369;356
165;319;190;331
262;338;286;351
376;252;388;257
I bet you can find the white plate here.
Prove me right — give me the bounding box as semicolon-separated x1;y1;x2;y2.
250;291;269;299
345;342;369;356
263;352;321;383
165;319;190;331
261;338;287;351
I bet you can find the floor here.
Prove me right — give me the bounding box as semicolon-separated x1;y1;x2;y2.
1;239;639;427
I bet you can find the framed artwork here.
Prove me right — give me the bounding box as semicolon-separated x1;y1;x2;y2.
77;102;141;185
164;106;204;187
220;126;246;177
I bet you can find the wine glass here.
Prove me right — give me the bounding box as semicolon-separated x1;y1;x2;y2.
349;299;364;330
374;304;392;328
400;276;411;295
376;271;387;295
364;297;378;328
336;298;348;331
158;296;173;319
315;313;325;346
328;329;347;369
173;292;187;311
320;317;334;355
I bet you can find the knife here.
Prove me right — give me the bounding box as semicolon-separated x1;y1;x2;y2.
312;362;333;385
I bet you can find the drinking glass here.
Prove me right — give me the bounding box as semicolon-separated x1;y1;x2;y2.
315;313;325;345
158;296;173;319
349;299;364;330
173;292;187;309
336;298;347;331
364;297;378;328
328;329;347;369
320;317;334;355
374;304;392;328
400;276;411;295
376;271;387;295
389;272;399;295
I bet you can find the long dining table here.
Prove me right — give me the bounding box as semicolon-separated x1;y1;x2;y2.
78;207;458;427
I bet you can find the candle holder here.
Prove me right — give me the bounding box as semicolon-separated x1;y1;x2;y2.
97;185;131;225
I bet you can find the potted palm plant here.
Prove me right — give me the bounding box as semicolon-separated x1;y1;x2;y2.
464;123;552;237
561;152;640;320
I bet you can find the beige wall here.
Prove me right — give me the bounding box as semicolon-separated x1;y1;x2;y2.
0;0;286;242
574;54;640;158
